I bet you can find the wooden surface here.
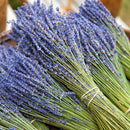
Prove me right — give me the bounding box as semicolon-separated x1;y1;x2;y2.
0;30;17;46
101;0;123;17
0;0;8;32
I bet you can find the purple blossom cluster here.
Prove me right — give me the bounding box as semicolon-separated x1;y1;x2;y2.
0;97;20;116
10;2;94;95
0;45;97;129
10;0;120;76
79;0;121;33
79;0;130;55
69;13;119;73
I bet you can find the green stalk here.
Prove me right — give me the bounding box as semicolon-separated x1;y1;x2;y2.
31;120;49;130
46;51;130;129
0;111;37;130
0;99;37;130
107;24;130;80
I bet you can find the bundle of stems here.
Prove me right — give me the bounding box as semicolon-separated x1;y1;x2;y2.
31;120;49;130
8;1;130;129
68;13;130;112
78;0;130;79
0;97;37;130
0;45;98;130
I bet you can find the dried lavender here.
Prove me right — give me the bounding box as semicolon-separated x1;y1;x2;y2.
0;46;98;130
8;1;130;129
0;97;37;130
79;0;130;79
31;120;49;130
67;13;130;112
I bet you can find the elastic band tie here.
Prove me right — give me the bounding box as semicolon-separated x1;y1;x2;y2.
81;87;99;107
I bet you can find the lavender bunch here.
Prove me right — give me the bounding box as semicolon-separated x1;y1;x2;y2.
0;97;37;130
78;0;130;79
68;13;130;113
31;120;49;130
0;46;98;130
8;1;130;129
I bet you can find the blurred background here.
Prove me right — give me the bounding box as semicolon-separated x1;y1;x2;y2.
0;0;130;33
120;0;130;27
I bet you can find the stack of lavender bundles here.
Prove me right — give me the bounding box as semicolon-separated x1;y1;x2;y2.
8;1;130;129
0;45;98;130
0;97;37;130
79;0;130;80
68;13;130;112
